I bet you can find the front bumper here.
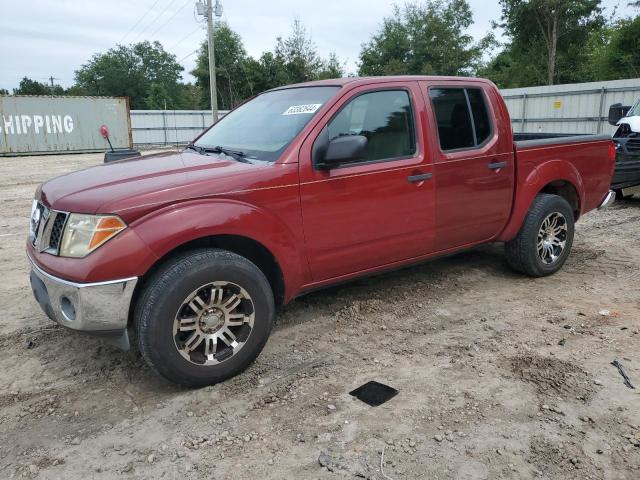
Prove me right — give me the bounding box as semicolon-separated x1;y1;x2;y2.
28;255;138;349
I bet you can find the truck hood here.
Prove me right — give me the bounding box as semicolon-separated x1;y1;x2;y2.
617;116;640;133
39;151;267;221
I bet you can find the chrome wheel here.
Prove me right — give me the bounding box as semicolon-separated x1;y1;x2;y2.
537;212;567;265
173;281;255;366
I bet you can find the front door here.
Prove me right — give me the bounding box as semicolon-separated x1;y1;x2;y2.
298;82;435;282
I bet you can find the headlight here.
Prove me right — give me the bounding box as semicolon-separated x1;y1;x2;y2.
59;214;127;258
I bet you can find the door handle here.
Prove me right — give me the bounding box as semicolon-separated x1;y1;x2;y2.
407;173;432;183
488;161;507;170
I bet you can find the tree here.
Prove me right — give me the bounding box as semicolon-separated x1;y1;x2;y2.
74;41;184;109
586;16;640;80
192;21;343;109
358;1;493;77
318;52;345;79
486;0;604;87
192;23;253;110
13;77;65;95
274;19;324;83
243;52;289;94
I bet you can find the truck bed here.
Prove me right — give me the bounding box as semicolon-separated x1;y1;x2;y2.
512;133;614;216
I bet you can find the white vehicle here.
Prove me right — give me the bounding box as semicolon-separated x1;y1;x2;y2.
608;100;640;195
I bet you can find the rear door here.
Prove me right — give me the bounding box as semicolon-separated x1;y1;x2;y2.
298;82;435;281
421;81;514;250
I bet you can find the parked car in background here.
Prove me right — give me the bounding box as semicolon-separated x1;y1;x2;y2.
609;99;640;197
28;76;615;387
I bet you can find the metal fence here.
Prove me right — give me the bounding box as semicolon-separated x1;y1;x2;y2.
501;78;640;135
130;110;229;147
130;78;640;146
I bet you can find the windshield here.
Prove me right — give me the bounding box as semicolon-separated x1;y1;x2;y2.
627;99;640;117
194;86;339;162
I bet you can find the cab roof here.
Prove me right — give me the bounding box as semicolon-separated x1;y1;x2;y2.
269;76;494;91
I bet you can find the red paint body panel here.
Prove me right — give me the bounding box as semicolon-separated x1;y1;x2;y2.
29;76;615;305
497;139;615;241
420;79;515;250
298;81;436;280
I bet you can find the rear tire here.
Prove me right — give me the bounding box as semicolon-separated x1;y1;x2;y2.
134;249;274;388
505;194;575;277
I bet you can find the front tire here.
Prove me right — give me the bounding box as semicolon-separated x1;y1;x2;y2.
505;194;575;277
134;249;275;387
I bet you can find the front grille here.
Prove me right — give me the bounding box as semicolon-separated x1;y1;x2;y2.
48;213;67;251
627;139;640;153
30;201;69;255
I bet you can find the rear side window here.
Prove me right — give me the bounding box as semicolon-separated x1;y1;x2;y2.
328;90;416;162
430;87;492;151
467;89;491;144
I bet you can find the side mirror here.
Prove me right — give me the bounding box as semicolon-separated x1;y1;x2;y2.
313;129;368;169
608;103;632;126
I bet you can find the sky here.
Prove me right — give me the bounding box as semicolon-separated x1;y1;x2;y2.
0;0;633;91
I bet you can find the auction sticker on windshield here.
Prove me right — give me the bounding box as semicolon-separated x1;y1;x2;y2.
282;104;322;115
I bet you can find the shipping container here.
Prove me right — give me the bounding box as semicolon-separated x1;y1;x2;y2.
0;95;131;156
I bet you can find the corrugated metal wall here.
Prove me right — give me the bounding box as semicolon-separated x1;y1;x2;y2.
130;110;228;146
131;79;640;146
501;78;640;135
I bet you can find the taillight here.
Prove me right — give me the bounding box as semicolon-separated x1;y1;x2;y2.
609;142;616;163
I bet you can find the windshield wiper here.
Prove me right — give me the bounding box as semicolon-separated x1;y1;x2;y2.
209;146;252;163
185;144;252;163
184;143;206;155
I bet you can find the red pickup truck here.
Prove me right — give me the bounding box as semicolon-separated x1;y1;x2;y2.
28;76;615;386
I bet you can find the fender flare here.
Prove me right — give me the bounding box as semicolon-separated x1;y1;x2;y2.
498;159;585;242
129;198;308;301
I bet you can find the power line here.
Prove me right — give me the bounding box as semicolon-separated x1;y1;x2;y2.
177;49;199;64
169;24;204;50
118;0;164;44
149;0;192;38
130;0;181;44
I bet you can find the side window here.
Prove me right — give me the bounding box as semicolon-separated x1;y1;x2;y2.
430;88;474;150
327;90;416;162
467;89;491;145
429;87;492;151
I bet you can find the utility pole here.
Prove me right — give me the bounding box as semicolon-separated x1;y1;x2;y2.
47;76;60;88
204;0;223;123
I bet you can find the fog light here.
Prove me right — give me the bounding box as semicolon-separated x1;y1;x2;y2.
60;296;76;321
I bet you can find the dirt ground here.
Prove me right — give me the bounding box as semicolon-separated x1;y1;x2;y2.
0;151;638;480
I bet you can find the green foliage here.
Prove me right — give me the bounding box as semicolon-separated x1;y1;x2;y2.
318;52;345;80
74;41;184;109
482;0;604;87
586;16;640;80
192;20;344;110
192;24;253;110
13;5;638;108
358;1;494;76
274;19;324;83
13;77;65;95
243;53;289;94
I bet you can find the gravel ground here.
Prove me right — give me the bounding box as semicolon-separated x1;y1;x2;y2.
0;152;639;480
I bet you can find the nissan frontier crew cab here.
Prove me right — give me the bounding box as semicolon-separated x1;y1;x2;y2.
27;76;616;387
